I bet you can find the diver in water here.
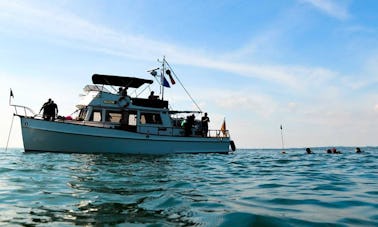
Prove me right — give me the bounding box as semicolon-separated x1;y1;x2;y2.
306;148;313;154
355;147;362;153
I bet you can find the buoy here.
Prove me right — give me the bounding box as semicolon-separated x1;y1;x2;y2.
230;140;236;151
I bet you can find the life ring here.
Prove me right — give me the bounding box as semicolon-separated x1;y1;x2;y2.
230;140;236;151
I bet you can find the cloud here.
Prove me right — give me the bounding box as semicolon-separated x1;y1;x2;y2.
375;104;378;113
300;0;350;20
0;0;341;92
2;0;377;148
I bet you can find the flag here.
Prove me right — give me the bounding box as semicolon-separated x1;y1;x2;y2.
166;69;176;85
168;74;176;85
162;76;170;88
221;119;226;136
9;89;14;105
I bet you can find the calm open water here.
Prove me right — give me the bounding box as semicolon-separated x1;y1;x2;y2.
0;147;377;226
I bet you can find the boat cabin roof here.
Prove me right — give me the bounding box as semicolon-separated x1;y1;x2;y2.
92;74;153;88
83;84;110;92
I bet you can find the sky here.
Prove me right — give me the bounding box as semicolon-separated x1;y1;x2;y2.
1;0;378;149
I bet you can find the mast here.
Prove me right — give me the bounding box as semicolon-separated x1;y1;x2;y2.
153;56;202;112
161;56;166;100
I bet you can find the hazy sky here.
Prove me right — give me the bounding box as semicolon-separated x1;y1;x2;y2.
1;0;378;148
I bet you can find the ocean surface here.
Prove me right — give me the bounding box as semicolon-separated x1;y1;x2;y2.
0;147;377;226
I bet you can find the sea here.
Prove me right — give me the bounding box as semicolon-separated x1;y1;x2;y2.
0;147;377;226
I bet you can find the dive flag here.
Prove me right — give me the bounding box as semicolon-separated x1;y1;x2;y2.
162;76;170;88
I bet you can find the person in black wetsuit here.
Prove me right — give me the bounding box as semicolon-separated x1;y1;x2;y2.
40;98;58;121
184;114;195;136
40;98;52;120
49;101;58;121
305;148;313;154
201;112;210;137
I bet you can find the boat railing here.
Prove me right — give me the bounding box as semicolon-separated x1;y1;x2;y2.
11;104;37;118
207;129;230;138
137;124;229;138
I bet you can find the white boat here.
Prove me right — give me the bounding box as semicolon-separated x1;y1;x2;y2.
10;59;235;154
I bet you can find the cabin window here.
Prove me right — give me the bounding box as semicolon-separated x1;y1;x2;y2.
118;110;137;131
140;112;162;125
77;108;87;121
105;111;122;123
89;110;102;122
128;112;137;126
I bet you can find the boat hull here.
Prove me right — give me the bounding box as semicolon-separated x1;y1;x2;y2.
20;117;230;154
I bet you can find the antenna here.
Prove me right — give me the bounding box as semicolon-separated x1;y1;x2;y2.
280;124;285;153
157;57;168;100
162;56;166;100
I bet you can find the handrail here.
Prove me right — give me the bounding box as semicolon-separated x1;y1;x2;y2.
11;104;37;118
207;129;230;138
136;124;229;138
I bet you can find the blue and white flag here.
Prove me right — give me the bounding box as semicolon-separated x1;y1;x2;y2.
162;76;170;88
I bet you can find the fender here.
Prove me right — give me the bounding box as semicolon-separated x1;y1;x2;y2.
230;140;236;151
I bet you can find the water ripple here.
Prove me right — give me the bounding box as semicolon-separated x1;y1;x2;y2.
0;148;377;226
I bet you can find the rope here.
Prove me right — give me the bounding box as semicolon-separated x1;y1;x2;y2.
5;114;15;152
163;59;203;113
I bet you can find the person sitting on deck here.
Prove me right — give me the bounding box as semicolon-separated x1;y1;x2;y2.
148;91;159;100
118;87;128;98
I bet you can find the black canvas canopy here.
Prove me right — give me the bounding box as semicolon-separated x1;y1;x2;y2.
92;74;153;88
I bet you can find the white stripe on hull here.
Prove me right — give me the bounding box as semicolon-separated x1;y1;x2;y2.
20;117;230;154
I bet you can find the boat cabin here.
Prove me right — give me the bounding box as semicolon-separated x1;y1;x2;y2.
73;74;208;137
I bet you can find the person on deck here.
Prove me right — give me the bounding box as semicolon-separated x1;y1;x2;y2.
40;98;52;120
201;112;210;137
40;99;58;121
49;100;58;121
121;87;127;97
119;110;129;130
184;114;195;136
148;91;158;100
